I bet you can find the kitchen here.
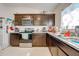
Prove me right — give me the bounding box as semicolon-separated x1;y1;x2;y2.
10;14;54;47
0;3;79;56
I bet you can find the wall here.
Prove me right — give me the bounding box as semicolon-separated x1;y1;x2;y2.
0;4;8;17
53;3;71;29
5;6;55;19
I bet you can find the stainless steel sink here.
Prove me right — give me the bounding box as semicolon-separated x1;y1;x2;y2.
57;35;79;44
71;39;79;44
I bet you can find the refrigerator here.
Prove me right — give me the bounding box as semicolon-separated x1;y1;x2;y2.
0;17;9;50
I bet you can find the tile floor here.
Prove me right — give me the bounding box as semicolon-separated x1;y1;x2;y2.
0;47;51;56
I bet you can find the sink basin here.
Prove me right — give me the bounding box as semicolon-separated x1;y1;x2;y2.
57;35;67;39
71;39;79;44
58;35;78;39
57;35;79;44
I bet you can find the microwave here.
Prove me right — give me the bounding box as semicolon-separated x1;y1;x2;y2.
22;18;33;26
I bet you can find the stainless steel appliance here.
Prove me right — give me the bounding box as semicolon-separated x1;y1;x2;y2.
75;26;79;34
22;17;33;26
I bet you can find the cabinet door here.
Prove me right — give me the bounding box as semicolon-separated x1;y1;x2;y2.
32;36;42;47
32;33;46;47
41;15;49;26
33;15;42;26
46;34;58;56
10;34;20;46
57;48;67;56
46;34;53;47
41;34;46;46
15;15;22;25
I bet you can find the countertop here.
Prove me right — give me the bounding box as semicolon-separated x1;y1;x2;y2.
47;32;79;51
9;32;47;33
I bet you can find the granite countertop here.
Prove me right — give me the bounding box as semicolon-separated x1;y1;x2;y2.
47;32;79;51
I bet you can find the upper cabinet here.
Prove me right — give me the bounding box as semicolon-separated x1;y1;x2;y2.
14;14;55;26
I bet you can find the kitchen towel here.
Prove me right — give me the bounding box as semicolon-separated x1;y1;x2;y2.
21;33;28;40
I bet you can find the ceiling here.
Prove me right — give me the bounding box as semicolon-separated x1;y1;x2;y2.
3;3;58;12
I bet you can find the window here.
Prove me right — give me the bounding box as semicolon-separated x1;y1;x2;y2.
61;4;79;29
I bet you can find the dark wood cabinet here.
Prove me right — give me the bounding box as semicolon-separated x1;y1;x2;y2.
46;33;56;47
33;15;42;26
46;33;58;56
32;33;46;47
14;14;55;26
10;33;21;46
55;39;79;56
14;15;23;25
46;33;79;56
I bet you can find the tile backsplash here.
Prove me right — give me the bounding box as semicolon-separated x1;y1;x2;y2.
15;26;48;32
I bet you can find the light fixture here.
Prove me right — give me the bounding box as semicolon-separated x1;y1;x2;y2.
37;17;40;20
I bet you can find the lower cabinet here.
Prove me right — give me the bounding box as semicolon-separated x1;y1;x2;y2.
32;33;46;47
10;33;21;47
46;33;79;56
46;33;53;47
